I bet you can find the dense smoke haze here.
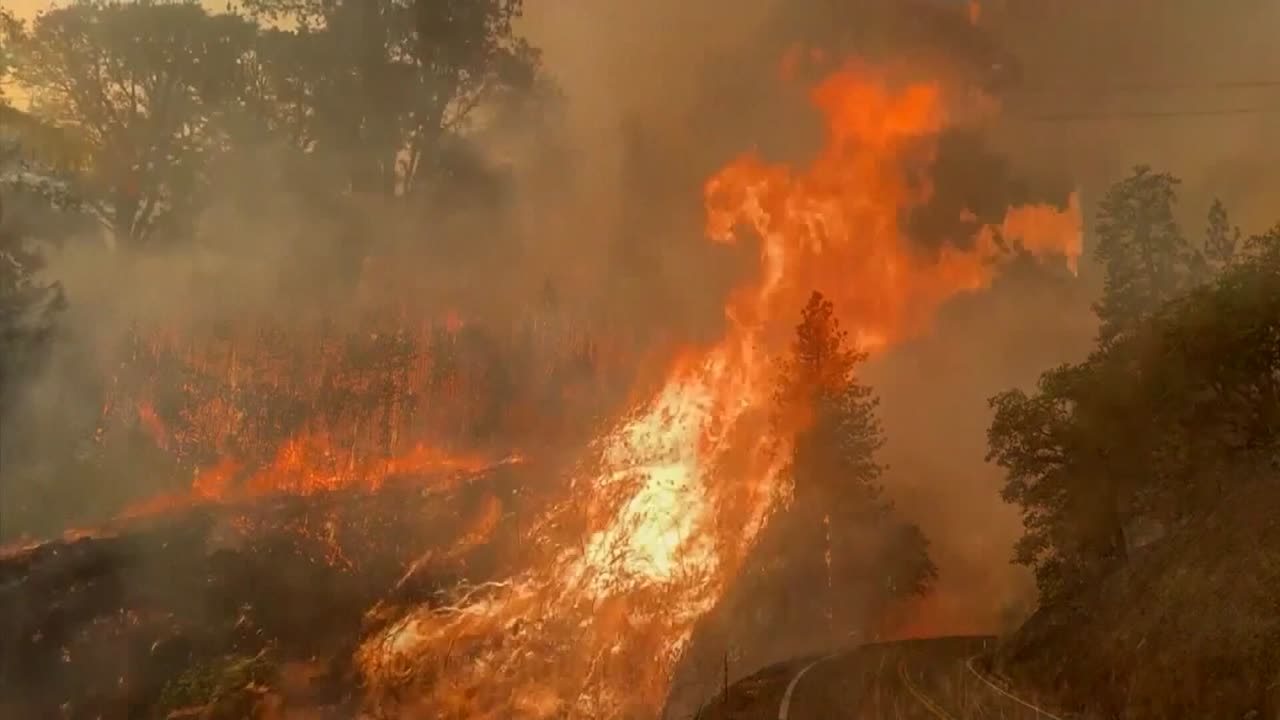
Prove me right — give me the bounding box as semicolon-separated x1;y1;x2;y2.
3;0;1280;716
2;0;1271;637
517;0;1280;635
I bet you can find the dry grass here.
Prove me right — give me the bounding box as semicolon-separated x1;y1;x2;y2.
997;477;1280;719
894;659;1050;719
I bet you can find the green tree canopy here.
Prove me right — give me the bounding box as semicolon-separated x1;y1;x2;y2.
8;1;258;244
1;11;85;171
1093;165;1201;344
240;0;539;196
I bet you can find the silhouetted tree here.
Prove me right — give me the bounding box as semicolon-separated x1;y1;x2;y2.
7;1;258;244
987;358;1136;601
767;292;936;641
1093;166;1201;344
1203;197;1240;273
990;172;1280;603
775;292;884;513
241;0;538;196
0;7;17;107
1131;224;1280;520
1;12;87;172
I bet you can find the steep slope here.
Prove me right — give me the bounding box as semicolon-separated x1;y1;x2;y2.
996;475;1280;718
0;464;529;719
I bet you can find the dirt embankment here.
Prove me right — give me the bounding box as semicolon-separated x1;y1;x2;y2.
995;477;1280;719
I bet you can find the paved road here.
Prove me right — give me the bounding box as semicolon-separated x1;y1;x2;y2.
695;636;1065;719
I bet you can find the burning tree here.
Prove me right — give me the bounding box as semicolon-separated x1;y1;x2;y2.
663;294;938;712
769;291;936;641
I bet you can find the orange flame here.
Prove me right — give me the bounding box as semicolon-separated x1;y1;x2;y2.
707;67;1080;351
355;64;1081;717
136;402;169;450
117;435;514;521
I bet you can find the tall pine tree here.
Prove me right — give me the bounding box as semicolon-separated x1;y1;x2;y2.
770;292;935;642
775;292;884;514
1093;166;1201;344
1203;197;1240;273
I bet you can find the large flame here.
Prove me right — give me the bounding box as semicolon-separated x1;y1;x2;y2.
119;435;516;520
97;302;618;523
355;64;1081;717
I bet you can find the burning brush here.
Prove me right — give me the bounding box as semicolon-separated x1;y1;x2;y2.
351;62;1080;719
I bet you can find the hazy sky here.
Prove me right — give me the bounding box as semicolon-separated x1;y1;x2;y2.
11;0;89;18
8;1;232;20
8;0;47;19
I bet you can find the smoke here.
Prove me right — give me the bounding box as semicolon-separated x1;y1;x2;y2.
9;0;1280;682
987;0;1280;227
2;4;1275;719
517;0;1071;650
510;0;1280;676
876;0;1280;630
2;117;581;539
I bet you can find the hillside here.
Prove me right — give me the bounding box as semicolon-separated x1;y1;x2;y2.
0;465;529;718
996;474;1280;718
981;165;1280;719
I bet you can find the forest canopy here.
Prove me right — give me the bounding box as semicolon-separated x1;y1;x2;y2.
989;165;1280;603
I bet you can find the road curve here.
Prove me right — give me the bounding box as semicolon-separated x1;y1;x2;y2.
695;636;1067;719
777;654;836;720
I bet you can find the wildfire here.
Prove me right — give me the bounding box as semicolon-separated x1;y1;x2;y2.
87;287;632;532
118;433;516;520
355;63;1081;717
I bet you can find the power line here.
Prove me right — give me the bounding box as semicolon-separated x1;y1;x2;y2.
1010;79;1280;94
995;74;1280;121
1014;105;1280;122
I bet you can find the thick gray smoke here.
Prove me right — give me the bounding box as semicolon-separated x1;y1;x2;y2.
520;0;1280;654
9;0;1279;653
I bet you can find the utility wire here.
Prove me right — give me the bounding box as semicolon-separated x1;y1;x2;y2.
1015;105;1280;122
1009;79;1280;94
1000;77;1280;120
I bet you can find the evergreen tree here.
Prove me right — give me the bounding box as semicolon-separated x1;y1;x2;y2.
769;292;935;641
775;292;884;513
1093;166;1200;344
990;175;1280;605
1204;197;1240;272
